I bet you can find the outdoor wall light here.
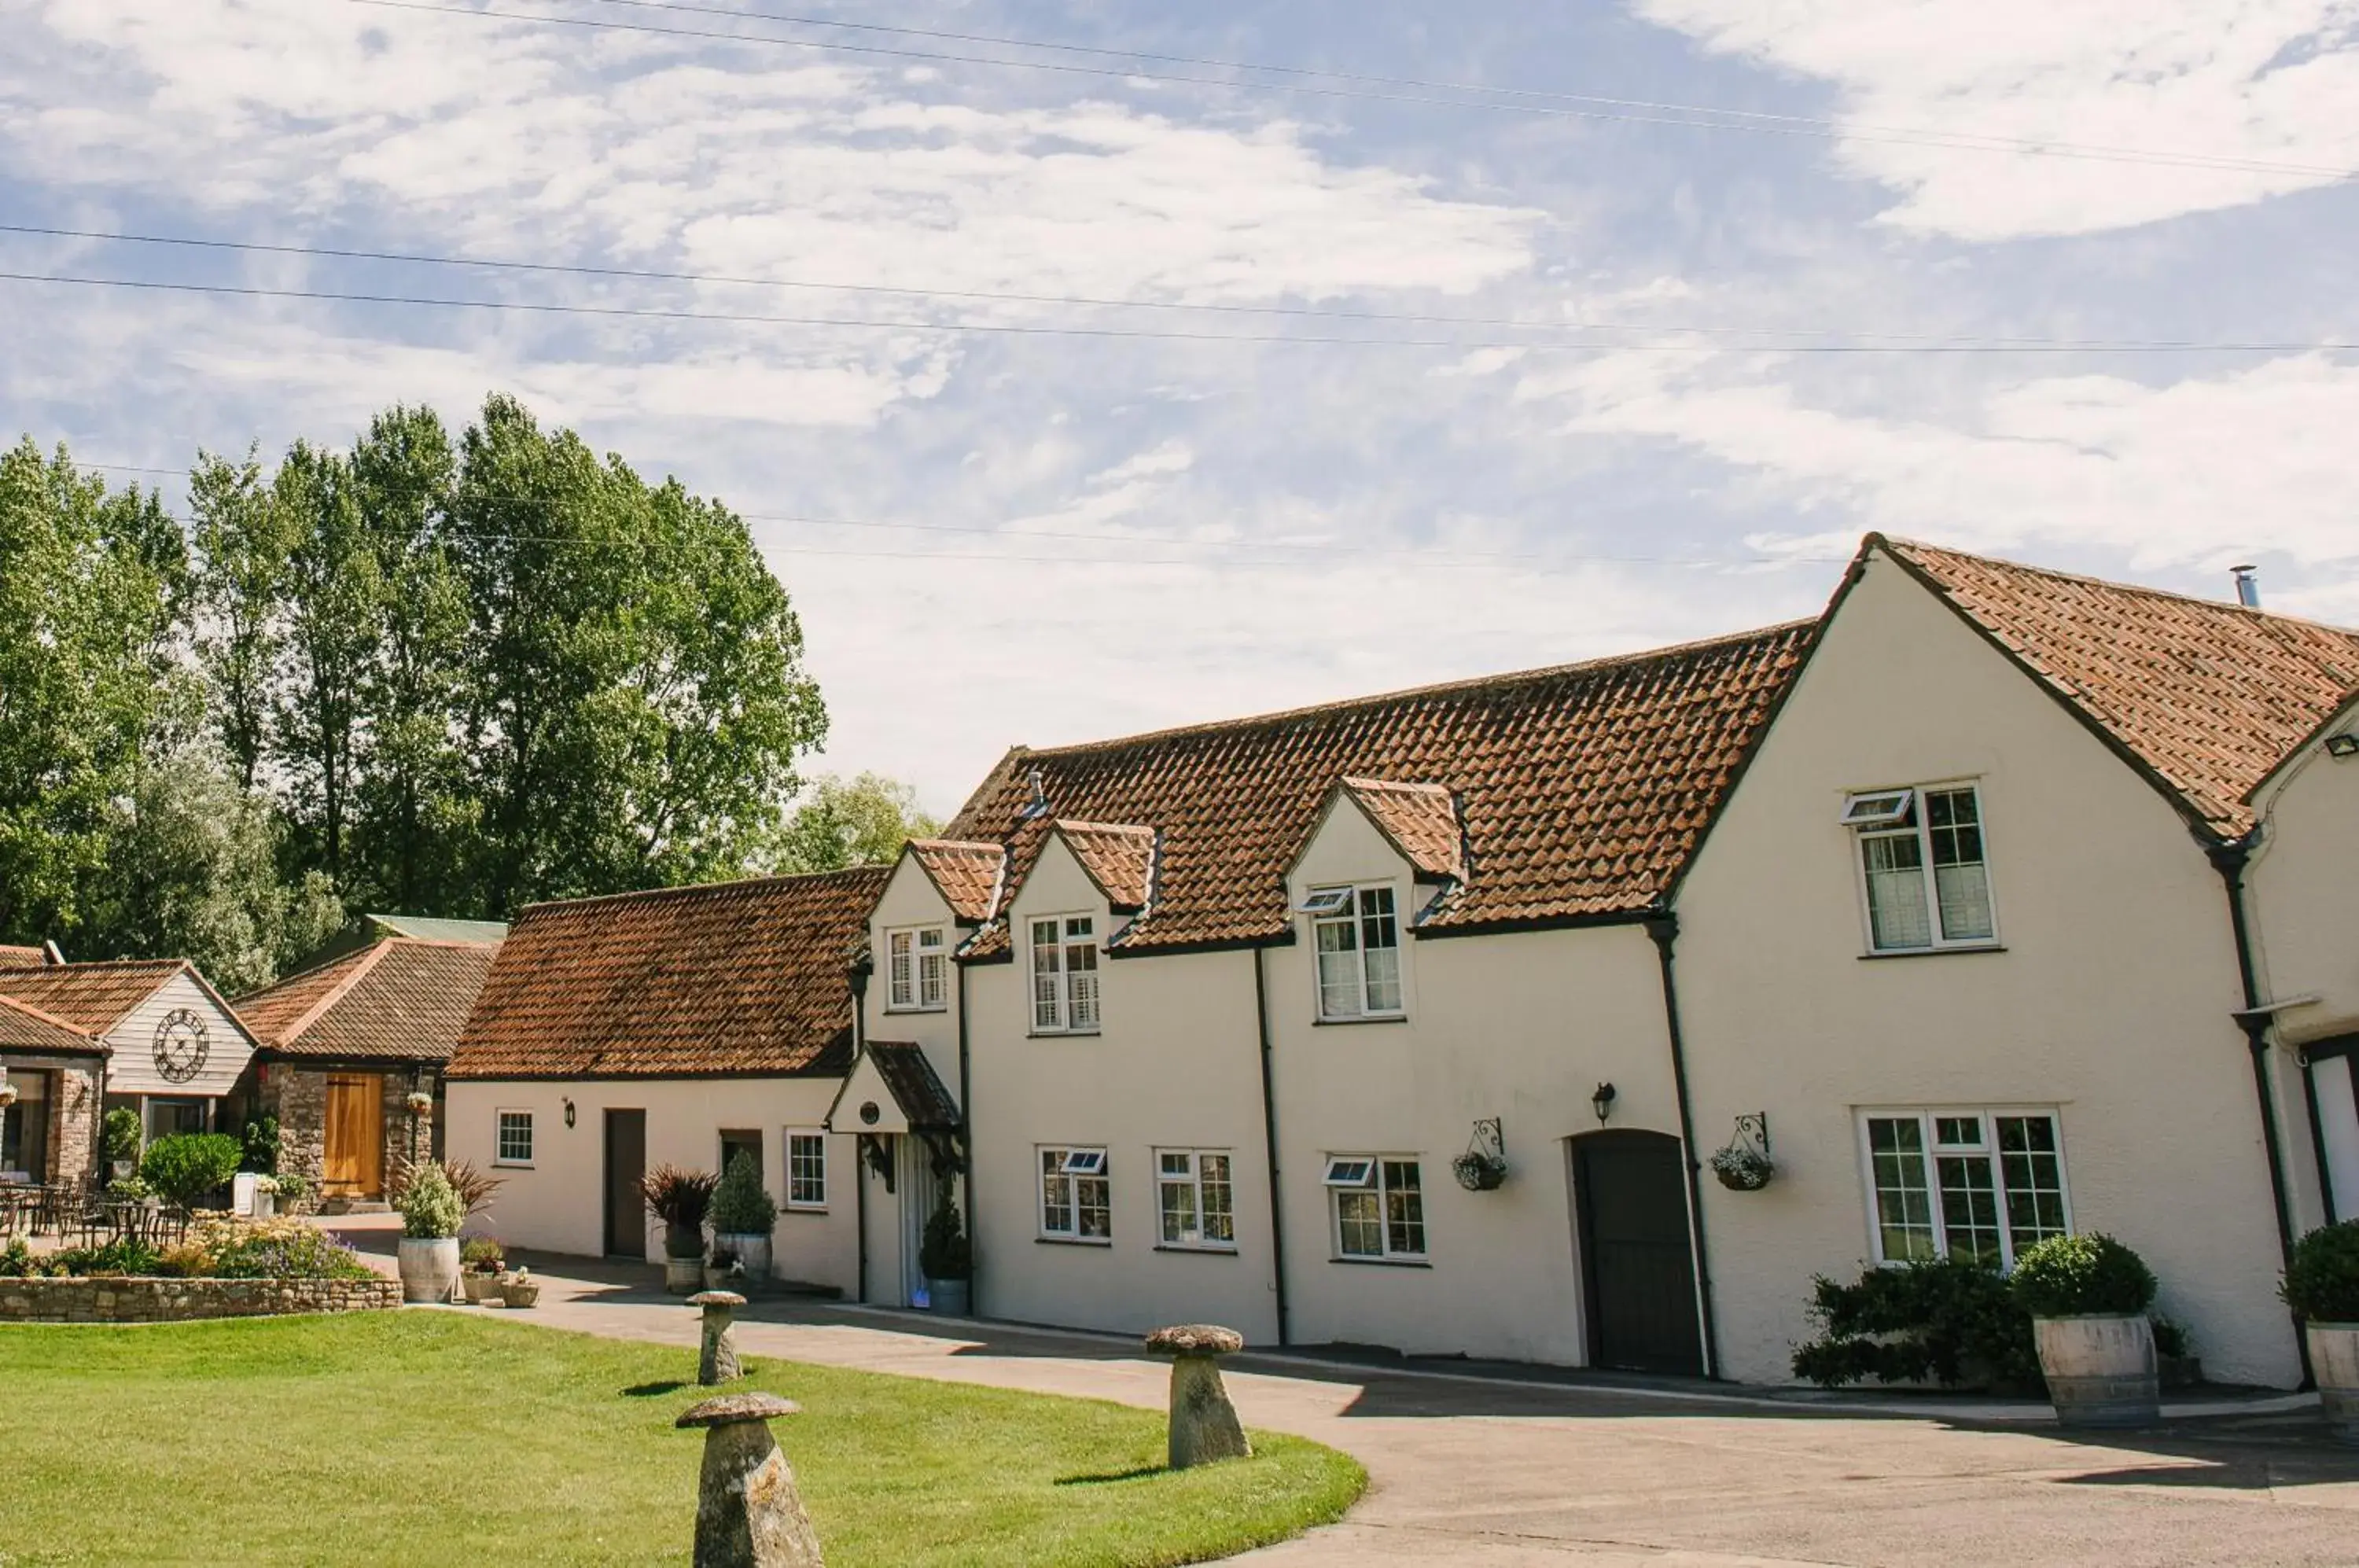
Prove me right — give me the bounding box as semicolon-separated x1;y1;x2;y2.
562;1098;576;1129
1591;1082;1617;1124
2326;733;2359;759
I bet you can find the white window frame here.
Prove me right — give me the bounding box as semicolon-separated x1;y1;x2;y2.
1037;1144;1111;1242
1854;1107;2073;1271
1325;1152;1426;1261
495;1109;535;1168
1308;883;1405;1021
885;925;949;1012
1155;1148;1237;1251
784;1128;828;1211
1847;782;2000;954
1028;913;1101;1035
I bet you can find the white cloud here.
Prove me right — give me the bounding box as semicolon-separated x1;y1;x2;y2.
1636;0;2359;238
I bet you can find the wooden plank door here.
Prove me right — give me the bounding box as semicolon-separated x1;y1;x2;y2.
604;1110;647;1259
1573;1131;1704;1375
323;1074;385;1198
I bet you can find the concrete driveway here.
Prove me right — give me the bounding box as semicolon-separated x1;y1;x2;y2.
329;1226;2359;1566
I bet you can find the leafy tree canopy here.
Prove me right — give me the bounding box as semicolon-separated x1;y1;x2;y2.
771;772;943;874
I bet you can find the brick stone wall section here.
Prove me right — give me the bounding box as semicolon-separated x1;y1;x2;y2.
0;1275;403;1323
46;1062;100;1191
269;1066;329;1195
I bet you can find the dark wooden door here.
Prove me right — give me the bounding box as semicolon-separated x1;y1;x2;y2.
1573;1132;1703;1374
604;1109;647;1258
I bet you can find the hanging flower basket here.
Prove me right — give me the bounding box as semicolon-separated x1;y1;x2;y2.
405;1091;435;1118
1710;1145;1773;1191
1452;1150;1508;1192
0;1082;17;1110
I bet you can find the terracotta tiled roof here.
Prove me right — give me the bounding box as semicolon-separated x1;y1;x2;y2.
447;867;891;1080
945;623;1816;951
906;841;1006;924
864;1041;961;1131
237;939;497;1064
1882;539;2359;836
1340;779;1465;884
0;992;101;1055
0;960;191;1037
1054;822;1157;914
0;945;47;966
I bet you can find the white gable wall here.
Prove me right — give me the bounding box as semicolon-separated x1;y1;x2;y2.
1676;552;2296;1387
101;970;254;1099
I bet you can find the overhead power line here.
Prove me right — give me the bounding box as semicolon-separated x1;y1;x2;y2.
14;224;2350;353
6;271;2353;355
77;460;1849;574
344;0;2359;182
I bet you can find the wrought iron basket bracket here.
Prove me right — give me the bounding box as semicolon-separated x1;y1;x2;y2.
1734;1112;1769;1158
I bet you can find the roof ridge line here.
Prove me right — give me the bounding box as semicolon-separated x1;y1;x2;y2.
274;940;395;1046
1016;620;1820;760
1882;536;2359;640
513;863;892;919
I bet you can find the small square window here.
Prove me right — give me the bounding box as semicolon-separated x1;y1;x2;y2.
495;1110;534;1167
1039;1146;1111;1241
1851;783;1997;952
1327;1154;1424;1260
786;1130;827;1209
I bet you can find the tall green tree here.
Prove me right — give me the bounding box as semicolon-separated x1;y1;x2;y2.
0;440;186;946
771;773;942;873
188;448;290;793
272;441;381;885
451;395;826;910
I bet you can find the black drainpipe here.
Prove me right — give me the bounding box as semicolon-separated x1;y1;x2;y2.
2206;834;2309;1382
1253;945;1290;1347
848;959;869;1305
1643;910;1722;1381
956;958;976;1316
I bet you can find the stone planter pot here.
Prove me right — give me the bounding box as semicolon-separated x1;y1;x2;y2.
396;1236;462;1305
926;1276;970;1317
2033;1314;2158;1428
715;1234;770;1285
499;1275;541;1309
2306;1323;2359;1445
664;1255;705;1294
462;1270;505;1305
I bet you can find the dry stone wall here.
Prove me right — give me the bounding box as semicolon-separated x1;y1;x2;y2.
0;1275;403;1323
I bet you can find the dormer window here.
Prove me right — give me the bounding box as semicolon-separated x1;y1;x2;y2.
1846;784;1997;952
885;926;948;1012
1308;885;1403;1019
1029;915;1100;1034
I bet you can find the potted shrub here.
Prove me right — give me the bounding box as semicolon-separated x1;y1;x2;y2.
2281;1220;2359;1444
2011;1233;2160;1427
499;1264;539;1309
640;1165;719;1294
920;1192;972;1316
101;1107;142;1181
709;1151;777;1287
461;1236;507;1304
392;1163;466;1303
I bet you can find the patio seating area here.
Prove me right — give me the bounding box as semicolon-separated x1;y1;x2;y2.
1;1179;191;1250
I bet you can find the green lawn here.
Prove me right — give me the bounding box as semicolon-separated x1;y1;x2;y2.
0;1312;1362;1567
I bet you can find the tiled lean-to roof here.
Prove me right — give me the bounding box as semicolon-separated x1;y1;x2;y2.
1881;539;2359;836
0;960;195;1037
237;939;498;1064
864;1040;962;1131
0;945;49;967
1054;822;1158;914
447;867;891;1080
0;992;101;1056
945;622;1817;953
1340;778;1467;884
905;841;1007;924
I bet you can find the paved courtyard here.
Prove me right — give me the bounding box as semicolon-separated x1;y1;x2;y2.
328;1221;2359;1566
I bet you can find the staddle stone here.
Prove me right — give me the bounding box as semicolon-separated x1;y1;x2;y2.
691;1290;748;1385
676;1393;823;1567
1144;1323;1250;1469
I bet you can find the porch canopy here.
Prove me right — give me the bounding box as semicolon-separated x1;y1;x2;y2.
825;1042;959;1137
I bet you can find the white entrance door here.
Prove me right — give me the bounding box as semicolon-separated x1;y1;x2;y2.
900;1136;938;1307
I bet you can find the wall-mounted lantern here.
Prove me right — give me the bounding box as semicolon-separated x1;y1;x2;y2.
1591;1082;1617;1125
562;1097;576;1130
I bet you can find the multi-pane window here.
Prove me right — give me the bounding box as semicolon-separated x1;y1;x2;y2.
1039;1146;1111;1241
886;926;948;1011
1847;785;1997;951
1323;1154;1425;1260
495;1110;534;1166
1861;1110;2069;1269
1308;885;1404;1019
1156;1150;1236;1250
786;1129;827;1209
1029;915;1100;1033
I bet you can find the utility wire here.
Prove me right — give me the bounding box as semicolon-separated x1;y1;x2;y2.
13;224;2344;352
346;0;2359;182
78;461;1845;572
8;271;2353;354
574;0;2359;181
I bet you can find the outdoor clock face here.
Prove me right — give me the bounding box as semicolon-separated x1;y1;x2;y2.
153;1008;211;1084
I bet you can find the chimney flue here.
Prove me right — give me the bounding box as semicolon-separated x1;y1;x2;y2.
2231;564;2261;610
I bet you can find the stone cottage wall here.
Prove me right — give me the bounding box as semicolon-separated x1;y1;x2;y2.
42;1062;100;1189
0;1275;403;1323
263;1064;437;1202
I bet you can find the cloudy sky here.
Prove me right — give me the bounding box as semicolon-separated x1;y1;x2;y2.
5;1;2357;811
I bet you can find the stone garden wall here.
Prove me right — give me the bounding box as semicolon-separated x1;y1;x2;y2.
0;1275;402;1323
